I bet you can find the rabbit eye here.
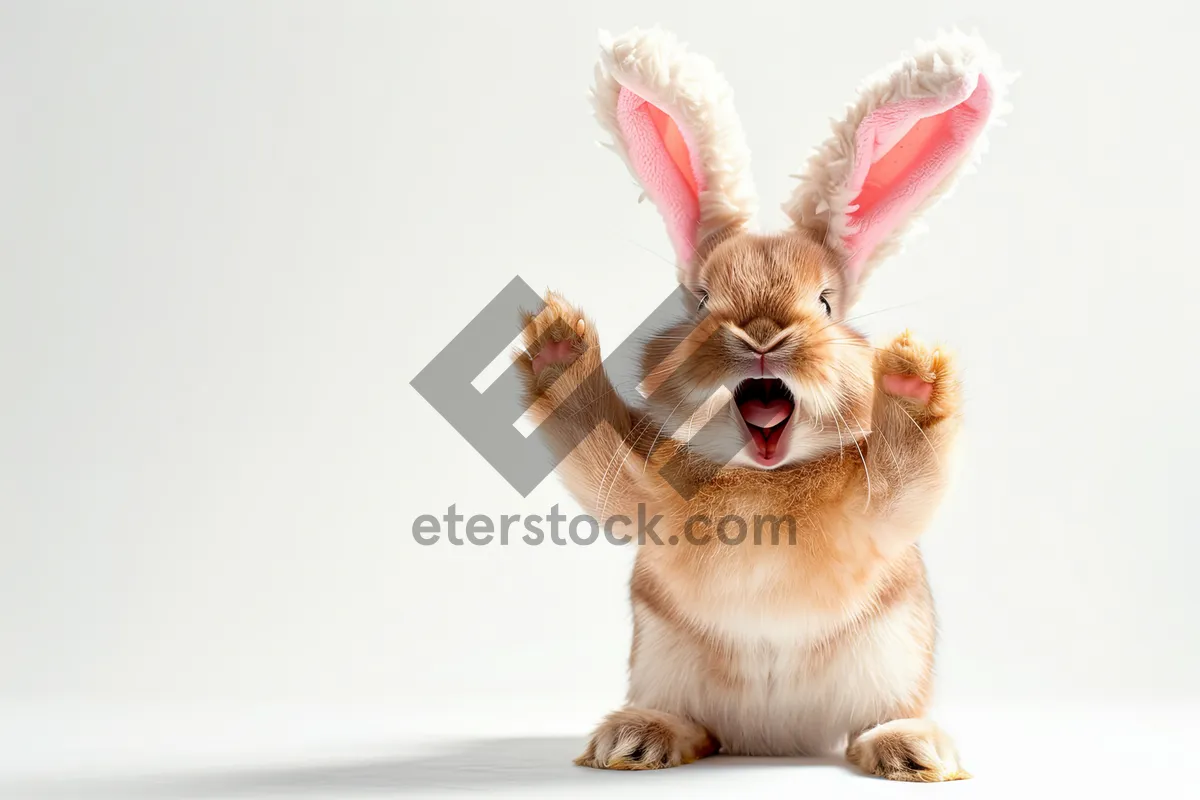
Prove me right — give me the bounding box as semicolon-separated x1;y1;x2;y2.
696;291;711;312
818;291;832;317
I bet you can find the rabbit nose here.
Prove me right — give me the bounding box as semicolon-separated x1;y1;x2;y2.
743;317;784;352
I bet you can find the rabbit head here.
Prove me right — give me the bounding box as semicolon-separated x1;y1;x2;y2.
592;27;1008;469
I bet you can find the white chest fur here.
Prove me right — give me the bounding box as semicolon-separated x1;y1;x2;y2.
626;594;931;756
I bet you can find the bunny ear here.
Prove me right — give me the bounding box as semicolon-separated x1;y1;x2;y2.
785;32;1011;303
592;28;757;288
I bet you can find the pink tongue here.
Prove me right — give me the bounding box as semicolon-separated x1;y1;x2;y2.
738;398;792;429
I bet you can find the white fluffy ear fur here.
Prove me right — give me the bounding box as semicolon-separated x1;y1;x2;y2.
784;31;1013;305
592;28;757;288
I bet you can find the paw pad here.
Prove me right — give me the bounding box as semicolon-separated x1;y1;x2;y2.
531;337;579;375
520;291;595;380
881;373;934;403
875;331;957;419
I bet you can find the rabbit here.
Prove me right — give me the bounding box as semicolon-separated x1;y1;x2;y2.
515;27;1009;782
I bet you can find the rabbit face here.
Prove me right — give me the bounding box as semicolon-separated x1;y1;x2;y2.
639;231;873;469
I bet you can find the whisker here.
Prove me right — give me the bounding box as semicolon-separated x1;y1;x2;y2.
823;388;871;509
817;300;928;334
628;240;677;269
824;340;928;371
551;378;642;422
858;406;899;468
640;393;692;476
603;423;653;519
815;386;845;459
594;415;654;516
886;395;941;467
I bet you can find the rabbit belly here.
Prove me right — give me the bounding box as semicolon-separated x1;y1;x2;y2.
626;593;933;757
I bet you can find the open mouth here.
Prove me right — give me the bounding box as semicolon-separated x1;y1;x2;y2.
734;378;795;463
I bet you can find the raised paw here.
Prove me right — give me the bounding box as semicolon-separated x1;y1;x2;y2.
847;719;970;783
519;291;598;395
574;708;718;771
875;330;959;421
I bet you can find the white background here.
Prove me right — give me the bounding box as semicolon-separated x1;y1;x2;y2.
2;1;1197;797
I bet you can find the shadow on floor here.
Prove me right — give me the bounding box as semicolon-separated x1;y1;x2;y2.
10;736;855;798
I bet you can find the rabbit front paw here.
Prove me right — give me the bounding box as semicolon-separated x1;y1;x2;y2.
519;291;599;398
875;330;960;423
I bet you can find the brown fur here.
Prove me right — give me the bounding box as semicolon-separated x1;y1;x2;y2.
573;707;719;770
847;718;970;781
516;229;964;777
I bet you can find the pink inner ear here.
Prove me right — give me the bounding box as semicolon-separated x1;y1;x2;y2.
646;104;699;196
615;87;704;264
842;75;994;279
